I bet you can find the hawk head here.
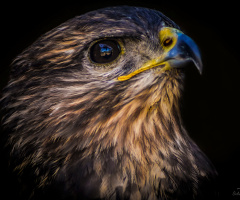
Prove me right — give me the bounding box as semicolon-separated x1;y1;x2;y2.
1;6;217;200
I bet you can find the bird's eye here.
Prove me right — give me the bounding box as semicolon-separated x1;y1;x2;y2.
90;40;121;64
163;37;173;47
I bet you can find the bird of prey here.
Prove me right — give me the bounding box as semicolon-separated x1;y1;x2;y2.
1;6;218;200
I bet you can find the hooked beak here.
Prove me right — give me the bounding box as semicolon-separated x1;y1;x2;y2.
163;28;203;74
118;27;203;81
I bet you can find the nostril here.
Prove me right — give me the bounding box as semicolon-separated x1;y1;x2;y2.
163;37;173;47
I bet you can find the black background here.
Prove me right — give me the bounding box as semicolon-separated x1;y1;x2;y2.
1;1;239;199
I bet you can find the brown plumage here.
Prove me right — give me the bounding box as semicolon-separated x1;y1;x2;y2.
1;6;218;200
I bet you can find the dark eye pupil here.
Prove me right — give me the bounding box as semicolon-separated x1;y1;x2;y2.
90;40;121;64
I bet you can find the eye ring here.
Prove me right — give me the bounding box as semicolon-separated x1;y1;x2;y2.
89;39;122;64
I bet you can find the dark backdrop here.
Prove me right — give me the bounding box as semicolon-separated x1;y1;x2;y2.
1;1;239;199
